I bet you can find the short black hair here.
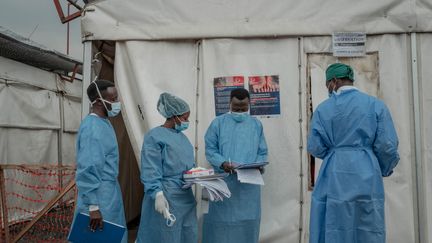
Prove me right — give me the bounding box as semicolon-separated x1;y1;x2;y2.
230;88;250;101
87;79;115;102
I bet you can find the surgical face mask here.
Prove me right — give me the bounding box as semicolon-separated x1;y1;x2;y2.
174;117;189;132
92;98;121;117
230;111;249;122
105;100;122;117
165;208;176;227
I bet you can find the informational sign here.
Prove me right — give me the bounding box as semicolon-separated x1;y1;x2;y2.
332;32;366;57
213;76;245;116
248;75;281;116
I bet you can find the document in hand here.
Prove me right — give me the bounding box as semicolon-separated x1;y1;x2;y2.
68;213;126;243
236;169;265;185
234;161;269;169
183;175;231;201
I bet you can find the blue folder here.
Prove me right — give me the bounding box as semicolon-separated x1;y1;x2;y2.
68;213;126;243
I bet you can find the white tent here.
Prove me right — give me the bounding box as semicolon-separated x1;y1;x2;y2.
80;1;432;242
0;26;82;226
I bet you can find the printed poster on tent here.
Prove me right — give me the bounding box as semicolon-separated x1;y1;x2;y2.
213;76;245;116
248;75;281;116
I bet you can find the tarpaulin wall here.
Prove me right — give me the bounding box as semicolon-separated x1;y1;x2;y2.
0;55;82;221
113;34;421;242
81;0;432;40
0;55;81;165
301;35;416;243
419;33;432;243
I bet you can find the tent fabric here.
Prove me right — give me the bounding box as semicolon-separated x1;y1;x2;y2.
419;33;432;243
82;0;432;41
113;34;424;242
302;34;416;243
0;56;82;164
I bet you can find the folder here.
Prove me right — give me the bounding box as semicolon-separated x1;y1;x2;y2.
68;213;125;243
234;161;269;170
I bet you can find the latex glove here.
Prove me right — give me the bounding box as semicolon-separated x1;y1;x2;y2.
155;191;170;219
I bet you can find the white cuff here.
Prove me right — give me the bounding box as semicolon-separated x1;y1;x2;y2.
89;205;99;211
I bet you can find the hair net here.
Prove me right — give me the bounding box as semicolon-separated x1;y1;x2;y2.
326;63;354;81
157;92;190;118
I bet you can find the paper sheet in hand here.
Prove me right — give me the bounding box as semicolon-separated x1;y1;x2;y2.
236;169;265;185
68;213;125;243
235;162;269;169
183;177;231;201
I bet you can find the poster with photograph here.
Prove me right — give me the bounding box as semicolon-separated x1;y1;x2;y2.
213;76;245;116
248;75;281;116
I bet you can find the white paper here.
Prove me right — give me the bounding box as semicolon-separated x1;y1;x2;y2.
184;178;231;202
236;169;265;185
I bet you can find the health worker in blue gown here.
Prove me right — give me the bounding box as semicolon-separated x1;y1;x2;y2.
202;88;268;243
71;79;127;243
136;92;197;243
308;63;400;243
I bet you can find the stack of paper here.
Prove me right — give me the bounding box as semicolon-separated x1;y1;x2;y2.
236;168;265;185
183;176;231;201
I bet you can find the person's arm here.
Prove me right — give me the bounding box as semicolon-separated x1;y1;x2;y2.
75;125;105;230
307;111;329;159
373;102;400;177
140;134;164;200
205;120;227;170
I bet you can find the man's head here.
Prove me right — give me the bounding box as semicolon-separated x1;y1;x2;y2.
230;88;250;112
325;63;354;93
87;79;119;117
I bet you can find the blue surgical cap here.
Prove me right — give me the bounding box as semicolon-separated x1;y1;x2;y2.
157;92;190;118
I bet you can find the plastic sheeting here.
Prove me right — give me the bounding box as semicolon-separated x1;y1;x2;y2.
302;34;416;243
81;0;432;41
114;34;425;242
0;56;82;165
419;33;432;243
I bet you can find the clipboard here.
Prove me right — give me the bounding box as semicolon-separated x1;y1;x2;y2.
68;213;125;243
234;162;269;170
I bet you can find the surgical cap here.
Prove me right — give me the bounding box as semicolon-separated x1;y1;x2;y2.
326;63;354;81
157;92;190;118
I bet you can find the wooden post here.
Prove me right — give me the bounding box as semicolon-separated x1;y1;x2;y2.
12;180;76;243
0;167;10;243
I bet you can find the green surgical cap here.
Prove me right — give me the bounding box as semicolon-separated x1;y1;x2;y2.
325;63;354;81
157;92;190;118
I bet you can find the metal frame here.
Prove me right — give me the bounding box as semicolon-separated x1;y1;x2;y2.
0;167;10;243
81;41;93;119
53;0;82;24
410;32;428;243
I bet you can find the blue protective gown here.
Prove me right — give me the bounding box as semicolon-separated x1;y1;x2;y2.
202;113;268;243
72;115;127;243
308;89;399;243
136;126;197;243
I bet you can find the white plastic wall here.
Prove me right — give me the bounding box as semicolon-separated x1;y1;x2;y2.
113;34;422;242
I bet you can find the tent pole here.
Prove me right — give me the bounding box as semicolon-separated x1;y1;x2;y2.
297;37;305;243
81;41;93;119
411;32;427;243
0;168;10;243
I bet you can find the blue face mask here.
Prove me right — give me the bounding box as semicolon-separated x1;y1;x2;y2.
231;111;249;122
174;117;189;132
107;101;122;117
91;98;122;117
